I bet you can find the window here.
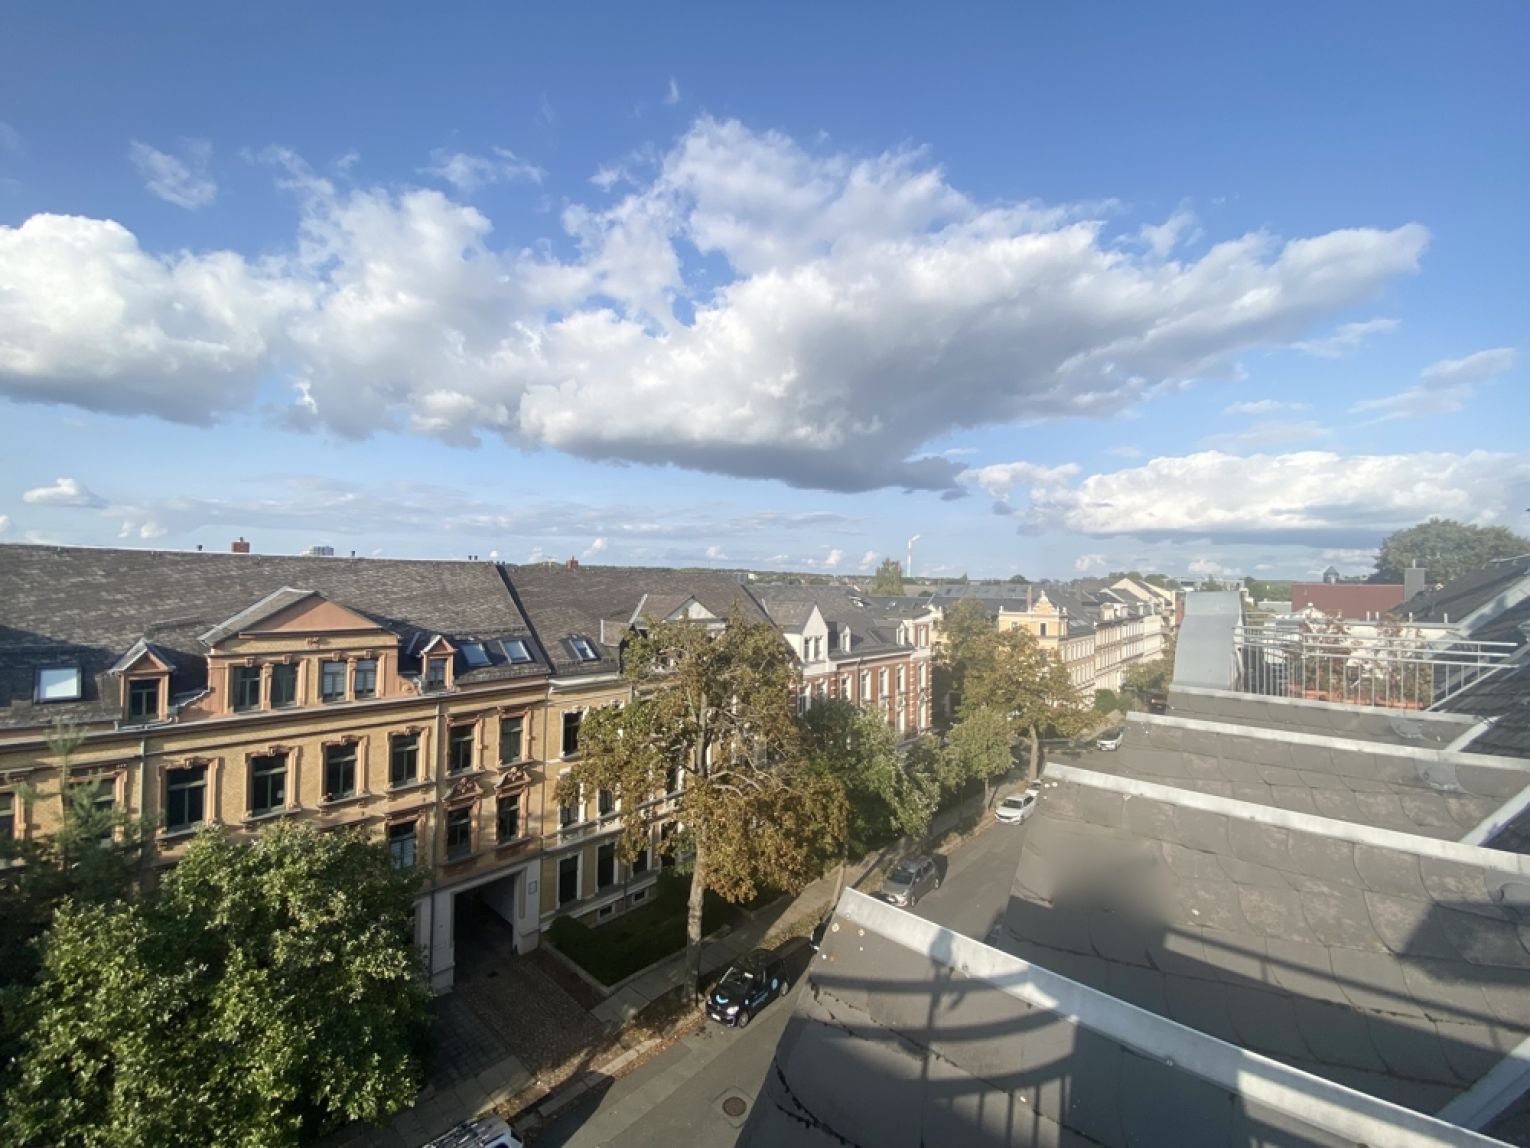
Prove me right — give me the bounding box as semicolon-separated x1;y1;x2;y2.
0;792;13;839
270;663;297;707
232;666;262;712
35;666;82;702
840;674;851;698
597;788;615;818
860;670;871;699
597;842;616;889
559;796;578;828
323;742;357;801
128;678;161;721
665;763;680;795
896;666;906;693
632;843;649;874
249;753;287;816
448;724;475;774
558;855;579;905
321;661;347;702
165;765;207;832
388;820;417;869
1039;623;1048;637
499;715;524;765
460;641;490;669
918;663;926;688
879;668;889;696
353;659;377;699
389;733;419;787
569;637;599;662
501;638;533;664
562;710;582;757
446;807;472;860
424;658;448;690
496;793;521;843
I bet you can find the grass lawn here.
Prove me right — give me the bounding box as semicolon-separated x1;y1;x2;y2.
547;871;764;986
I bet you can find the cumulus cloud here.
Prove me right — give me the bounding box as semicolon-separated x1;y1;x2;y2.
583;536;608;558
1290;317;1399;358
664;77;681;105
1221;399;1310;416
959;461;1080;501
128;139;217;209
0;513;9;534
824;547;845;569
1137;206;1200;259
1074;553;1107;573
4;118;1430;492
1350;346;1515;421
859;549;879;570
1188;557;1239;578
990;449;1530;545
22;476;106;508
421;147;544;192
704;544;726;560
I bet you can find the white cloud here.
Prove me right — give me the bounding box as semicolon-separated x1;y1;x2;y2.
859;549;879;570
4;119;1431;492
1199;419;1329;450
128;139;217;209
959;461;1080;502
422;147;544;193
1074;553;1107;573
1290;317;1399;358
591;164;626;191
995;449;1530;545
824;547;845;569
1103;446;1141;459
1188;557;1238;578
1350;346;1514;421
0;513;9;534
1221;399;1310;416
704;544;726;560
1137;206;1200;259
583;536;608;557
664;77;681;105
22;476;106;508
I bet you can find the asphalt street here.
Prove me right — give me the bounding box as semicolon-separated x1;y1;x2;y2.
533;807;1033;1146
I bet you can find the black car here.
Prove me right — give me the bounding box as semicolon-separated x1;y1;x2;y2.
705;947;789;1028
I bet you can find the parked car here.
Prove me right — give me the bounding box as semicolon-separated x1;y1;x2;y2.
706;947;790;1029
422;1115;523;1148
1096;727;1124;751
878;855;940;908
1146;691;1168;715
995;790;1039;824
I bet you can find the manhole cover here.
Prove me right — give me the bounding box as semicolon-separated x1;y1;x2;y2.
722;1097;748;1118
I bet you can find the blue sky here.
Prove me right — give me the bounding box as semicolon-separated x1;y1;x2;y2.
1;2;1526;581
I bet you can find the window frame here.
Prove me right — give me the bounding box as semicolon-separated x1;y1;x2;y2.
35;666;82;703
561;710;582;757
320;660;348;703
557;854;580;905
499;713;524;765
269;662;298;708
596;841;616;889
164;764;208;833
248;751;288;816
445;806;473;861
447;723;476;775
389;732;420;788
496;792;522;844
352;658;378;699
231;665;262;713
388;819;418;869
0;790;17;840
424;657;448;691
127;676;162;721
322;741;358;802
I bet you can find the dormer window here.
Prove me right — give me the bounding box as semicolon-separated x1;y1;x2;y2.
424;658;448;691
231;666;262;712
270;663;298;707
569;637;599;662
501;639;533;664
35;666;82;703
321;661;347;702
128;678;162;721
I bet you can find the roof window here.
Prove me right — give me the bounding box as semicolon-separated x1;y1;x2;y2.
501;639;534;664
35;666;83;703
460;641;491;668
568;637;600;662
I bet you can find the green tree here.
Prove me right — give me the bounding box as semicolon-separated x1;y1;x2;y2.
1376;518;1530;586
868;558;905;596
960;627;1088;778
560;612;848;997
1122;631;1178;700
4;823;428;1147
937;707;1013;808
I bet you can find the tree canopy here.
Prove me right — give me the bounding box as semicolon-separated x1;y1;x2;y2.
4;823;428;1148
937;706;1014;806
958;627;1089;775
1376;518;1529;586
868;558;905;595
560;611;847;995
801;699;938;850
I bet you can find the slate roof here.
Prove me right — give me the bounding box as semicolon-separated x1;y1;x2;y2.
996;769;1530;1121
1402;556;1530;630
1168;687;1479;749
505;565;771;678
745;889;1505;1147
0;544;544;730
752;585;920;661
1440;658;1530;765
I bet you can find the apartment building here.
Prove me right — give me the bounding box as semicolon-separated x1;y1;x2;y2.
752;586;936;737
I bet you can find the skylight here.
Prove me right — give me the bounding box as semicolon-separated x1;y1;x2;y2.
501;639;533;664
35;666;83;702
460;641;490;668
569;637;600;662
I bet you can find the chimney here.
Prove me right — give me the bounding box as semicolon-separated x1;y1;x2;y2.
231;537;251;554
1403;565;1426;600
566;557;580;571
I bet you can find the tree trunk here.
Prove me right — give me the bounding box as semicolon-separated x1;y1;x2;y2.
1028;723;1041;780
685;835;708;1002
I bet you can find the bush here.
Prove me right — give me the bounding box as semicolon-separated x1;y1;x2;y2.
1094;689;1118;714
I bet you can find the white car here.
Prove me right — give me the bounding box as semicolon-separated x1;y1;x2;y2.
995;791;1038;824
1096;727;1124;751
423;1116;523;1148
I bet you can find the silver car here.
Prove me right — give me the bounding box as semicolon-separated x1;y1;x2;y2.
879;855;940;907
1096;727;1124;751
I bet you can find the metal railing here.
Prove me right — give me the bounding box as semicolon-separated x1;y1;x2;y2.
1234;623;1515;709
